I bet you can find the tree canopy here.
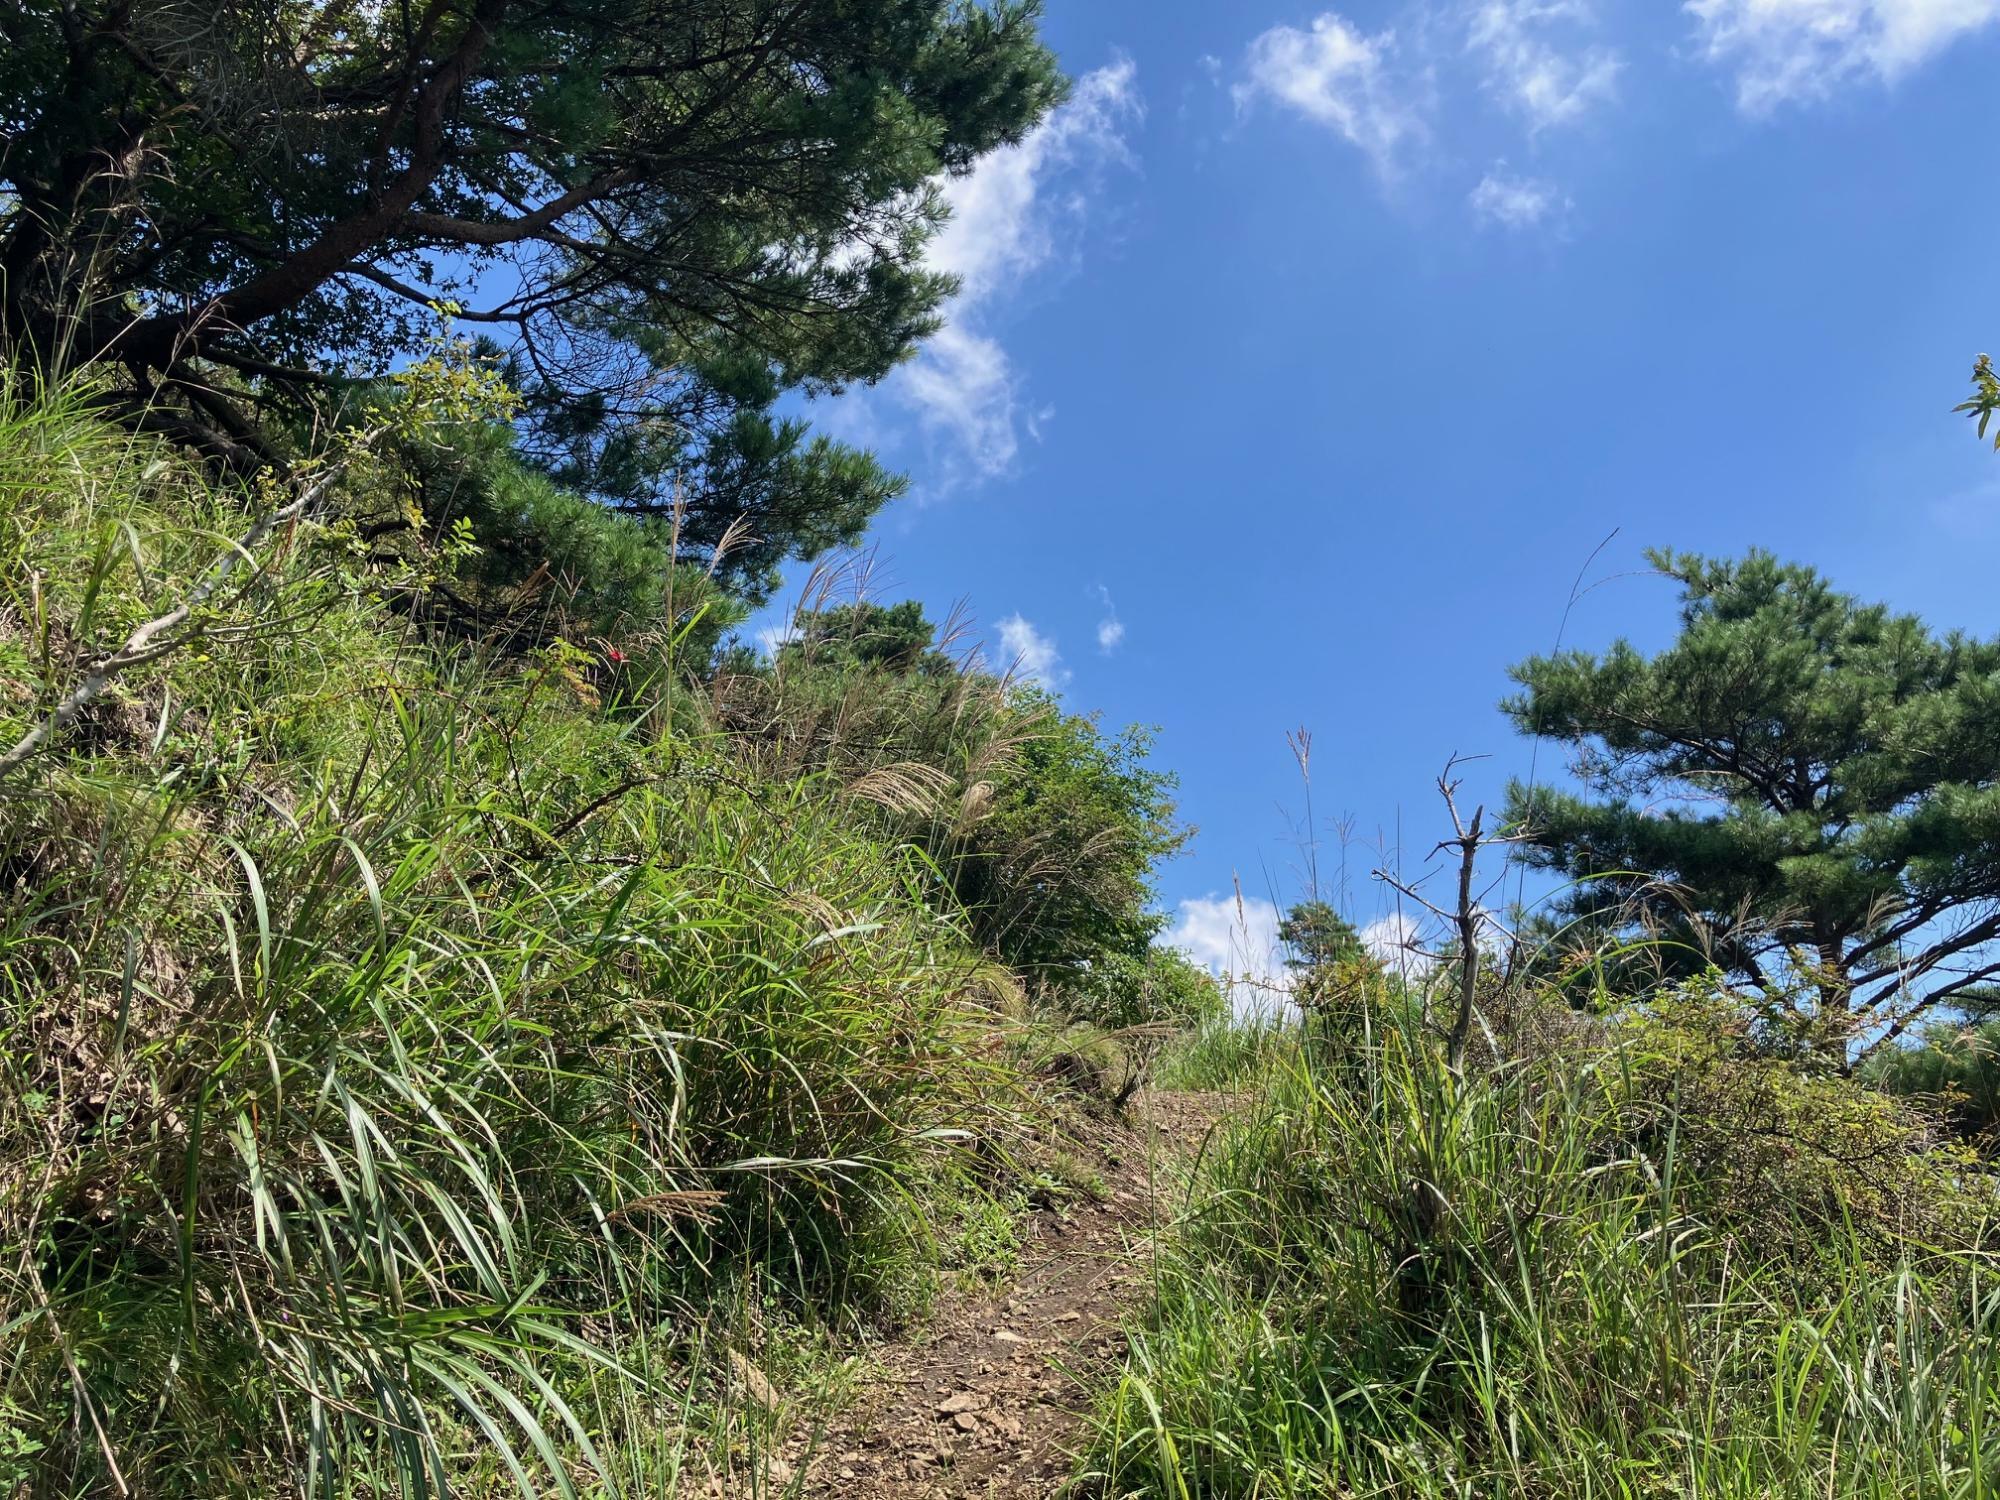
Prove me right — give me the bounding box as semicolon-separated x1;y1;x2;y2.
777;599;961;679
0;0;1063;596
1505;549;2000;1052
1278;900;1370;972
956;686;1187;983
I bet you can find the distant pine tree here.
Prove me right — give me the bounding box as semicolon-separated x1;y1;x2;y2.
1506;548;2000;1055
1278;901;1370;971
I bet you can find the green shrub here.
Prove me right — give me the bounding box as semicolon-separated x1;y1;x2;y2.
715;603;1190;991
1623;994;1990;1265
1062;947;1226;1033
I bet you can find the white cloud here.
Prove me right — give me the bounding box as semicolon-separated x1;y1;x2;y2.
755;622;801;658
1467;1;1621;131
1234;13;1427;171
1469;163;1570;228
1166;893;1292;1015
1361;912;1439;976
994;613;1069;691
887;59;1142;480
1092;584;1125;654
897;325;1022;475
1687;0;2000;110
925;62;1137;302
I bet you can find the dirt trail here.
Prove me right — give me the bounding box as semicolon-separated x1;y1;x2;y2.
794;1092;1218;1499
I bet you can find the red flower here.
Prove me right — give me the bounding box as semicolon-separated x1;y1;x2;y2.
605;647;627;665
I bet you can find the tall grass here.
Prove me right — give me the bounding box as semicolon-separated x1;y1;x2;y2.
1150;1014;1297;1092
1082;994;2000;1498
0;382;1021;1496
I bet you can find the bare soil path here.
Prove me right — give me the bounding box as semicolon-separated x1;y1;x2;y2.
794;1092;1220;1499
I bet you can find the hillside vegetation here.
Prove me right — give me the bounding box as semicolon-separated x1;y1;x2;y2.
1090;983;1998;1498
5;371;2000;1499
0;379;1197;1495
5;5;2000;1495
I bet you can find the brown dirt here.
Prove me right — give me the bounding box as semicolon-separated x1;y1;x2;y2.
792;1091;1222;1499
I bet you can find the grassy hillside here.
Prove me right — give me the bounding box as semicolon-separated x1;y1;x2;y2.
4;375;1999;1500
0;382;1102;1495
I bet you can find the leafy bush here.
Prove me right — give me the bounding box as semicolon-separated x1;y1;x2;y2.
714;601;1189;991
1624;993;1990;1264
1061;947;1226;1033
956;689;1186;983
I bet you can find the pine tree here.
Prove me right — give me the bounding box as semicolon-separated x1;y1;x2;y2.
1505;549;2000;1054
0;0;1063;595
1278;901;1369;972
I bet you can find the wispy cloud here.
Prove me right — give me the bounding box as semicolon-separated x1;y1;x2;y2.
1093;585;1125;654
1361;912;1439;976
1469;162;1570;228
1234;12;1428;171
1927;475;2000;538
886;59;1142;481
1687;0;2000;111
994;613;1069;691
1166;892;1292;1015
895;325;1020;479
1467;1;1620;132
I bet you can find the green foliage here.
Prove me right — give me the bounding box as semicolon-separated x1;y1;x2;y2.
0;388;1026;1495
355;415;745;652
1506;548;2000;1047
0;0;1064;591
958;688;1188;983
1276;900;1369;971
1868;1018;2000;1143
1082;980;2000;1498
1958;353;2000;450
1062;947;1227;1033
1624;990;1990;1260
1275;900;1385;1018
719;601;1190;991
778;600;962;678
936;1182;1032;1288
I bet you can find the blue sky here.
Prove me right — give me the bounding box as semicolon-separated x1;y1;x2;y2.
754;1;2000;989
